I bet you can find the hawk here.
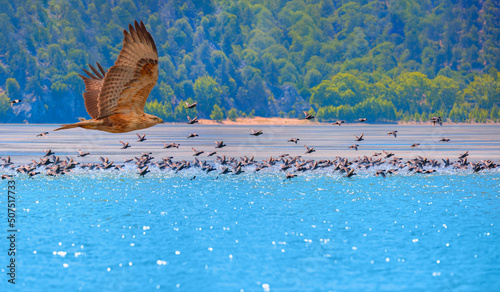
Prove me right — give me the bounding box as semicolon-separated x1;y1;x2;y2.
55;21;163;133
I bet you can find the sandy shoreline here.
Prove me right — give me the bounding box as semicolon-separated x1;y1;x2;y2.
197;118;499;126
9;117;500;126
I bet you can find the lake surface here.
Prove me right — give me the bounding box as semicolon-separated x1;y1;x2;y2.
0;124;499;291
0;172;499;291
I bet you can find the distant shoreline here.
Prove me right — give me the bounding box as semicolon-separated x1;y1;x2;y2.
5;117;500;126
186;117;498;126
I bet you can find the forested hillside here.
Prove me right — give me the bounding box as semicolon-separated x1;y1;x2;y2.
0;0;499;123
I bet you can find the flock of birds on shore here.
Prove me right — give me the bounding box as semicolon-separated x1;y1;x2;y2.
1;107;498;180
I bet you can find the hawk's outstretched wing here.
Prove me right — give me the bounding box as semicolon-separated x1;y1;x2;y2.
78;63;107;119
96;20;158;118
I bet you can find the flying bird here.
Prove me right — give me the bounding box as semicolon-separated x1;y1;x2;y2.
288;138;300;144
439;138;450;142
187;133;198;138
349;144;359;151
233;166;244;175
187;116;198;124
163;142;180;149
137;133;147;142
304;145;315;154
250;129;263;136
78;150;90;157
410;143;420;148
344;168;356;178
36;132;49;137
138;166;150;177
387;131;397;138
54;21;163;133
185;101;197;109
120;141;131;149
10;99;22;106
354;133;364;141
215;141;226;148
333;120;345;126
430;116;443;126
358;118;367;122
375;170;386;178
302;111;314;120
192;148;204;156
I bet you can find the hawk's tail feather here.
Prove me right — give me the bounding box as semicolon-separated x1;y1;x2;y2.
54;120;94;131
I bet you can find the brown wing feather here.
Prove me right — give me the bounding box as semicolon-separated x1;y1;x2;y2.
78;63;107;119
97;20;158;118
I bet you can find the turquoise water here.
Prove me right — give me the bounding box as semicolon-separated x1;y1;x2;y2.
1;170;499;291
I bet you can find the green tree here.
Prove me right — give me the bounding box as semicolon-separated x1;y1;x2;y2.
227;108;238;121
210;104;224;121
194;76;221;117
6;78;21;99
0;93;11;120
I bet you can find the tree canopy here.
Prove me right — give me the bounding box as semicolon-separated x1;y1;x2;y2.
0;0;499;123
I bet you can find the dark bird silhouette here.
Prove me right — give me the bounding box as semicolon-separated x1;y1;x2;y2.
163;142;180;148
207;151;217;157
2;174;13;180
185;101;197;109
458;151;469;159
304;145;316;154
250;129;263;136
120;141;131;149
333;120;345;126
430;116;443;126
387;131;397;138
215;167;231;179
190;175;196;180
302;111;314;120
383;150;394;158
28;171;40;178
349;144;359;151
138;166;150;177
192;148;204;156
358;118;367;122
44;149;55;157
442;158;451;167
284;173;297;180
375;170;386;178
36;132;49;137
439;138;450;142
215;141;226;148
187;116;198;124
10;99;22;106
233;166;244;175
102;161;114;169
187;133;199;138
54;21;163;133
78;150;90;157
344;168;356;178
411;143;420;148
288;138;300;144
354;133;364;141
137;133;147;142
